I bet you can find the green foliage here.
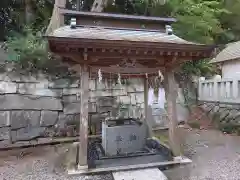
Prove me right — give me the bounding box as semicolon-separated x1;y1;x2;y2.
219;0;240;42
4;27;76;78
188;121;201;129
5;27;49;71
155;134;169;145
154;130;169;146
2;0;240;77
182;60;216;77
2;0;240;44
106;0;230;44
0;0;22;39
106;0;229;77
32;0;54;31
105;0;139;14
218;123;240;134
150;0;229;44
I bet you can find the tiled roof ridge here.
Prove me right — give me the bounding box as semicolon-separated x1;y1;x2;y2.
211;41;240;63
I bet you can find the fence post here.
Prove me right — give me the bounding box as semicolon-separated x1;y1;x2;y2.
198;81;202;101
226;81;231;98
232;78;238;99
213;80;218;102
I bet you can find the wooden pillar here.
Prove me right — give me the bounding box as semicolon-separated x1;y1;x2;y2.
144;78;153;138
144;78;148;122
164;69;181;156
78;65;89;169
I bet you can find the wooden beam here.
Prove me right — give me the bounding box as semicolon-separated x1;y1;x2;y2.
144;77;148;122
52;46;208;60
91;66;163;75
52;50;206;69
56;50;165;59
164;68;181;156
78;65;89;169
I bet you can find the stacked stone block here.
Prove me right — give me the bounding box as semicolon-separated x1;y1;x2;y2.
0;73;167;147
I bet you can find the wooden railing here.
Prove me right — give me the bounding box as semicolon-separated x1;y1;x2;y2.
198;78;240;103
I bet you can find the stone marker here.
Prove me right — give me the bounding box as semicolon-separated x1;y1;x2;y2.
113;168;168;180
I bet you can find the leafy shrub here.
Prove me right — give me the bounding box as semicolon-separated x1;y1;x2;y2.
218;123;240;134
4;27;49;70
188;121;201;129
3;27;76;78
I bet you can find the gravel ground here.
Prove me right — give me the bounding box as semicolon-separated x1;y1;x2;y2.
0;144;113;180
164;129;240;180
0;129;239;180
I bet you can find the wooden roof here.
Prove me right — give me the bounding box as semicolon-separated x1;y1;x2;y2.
47;12;216;76
50;26;196;45
48;26;215;63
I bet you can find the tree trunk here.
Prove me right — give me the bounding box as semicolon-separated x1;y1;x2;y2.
46;0;111;35
91;0;109;12
45;0;66;35
25;0;34;24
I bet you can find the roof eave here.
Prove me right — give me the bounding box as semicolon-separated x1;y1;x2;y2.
47;36;216;53
210;57;240;64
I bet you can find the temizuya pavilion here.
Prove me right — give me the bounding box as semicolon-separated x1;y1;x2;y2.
47;10;216;173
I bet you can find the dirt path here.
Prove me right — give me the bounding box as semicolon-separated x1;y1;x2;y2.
164;129;240;180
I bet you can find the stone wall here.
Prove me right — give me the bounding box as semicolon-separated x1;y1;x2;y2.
0;66;194;148
199;102;240;133
0;71;166;147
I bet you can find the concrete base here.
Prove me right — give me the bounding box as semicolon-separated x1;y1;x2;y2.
77;165;88;170
68;156;192;175
174;156;192;163
70;165;88;174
